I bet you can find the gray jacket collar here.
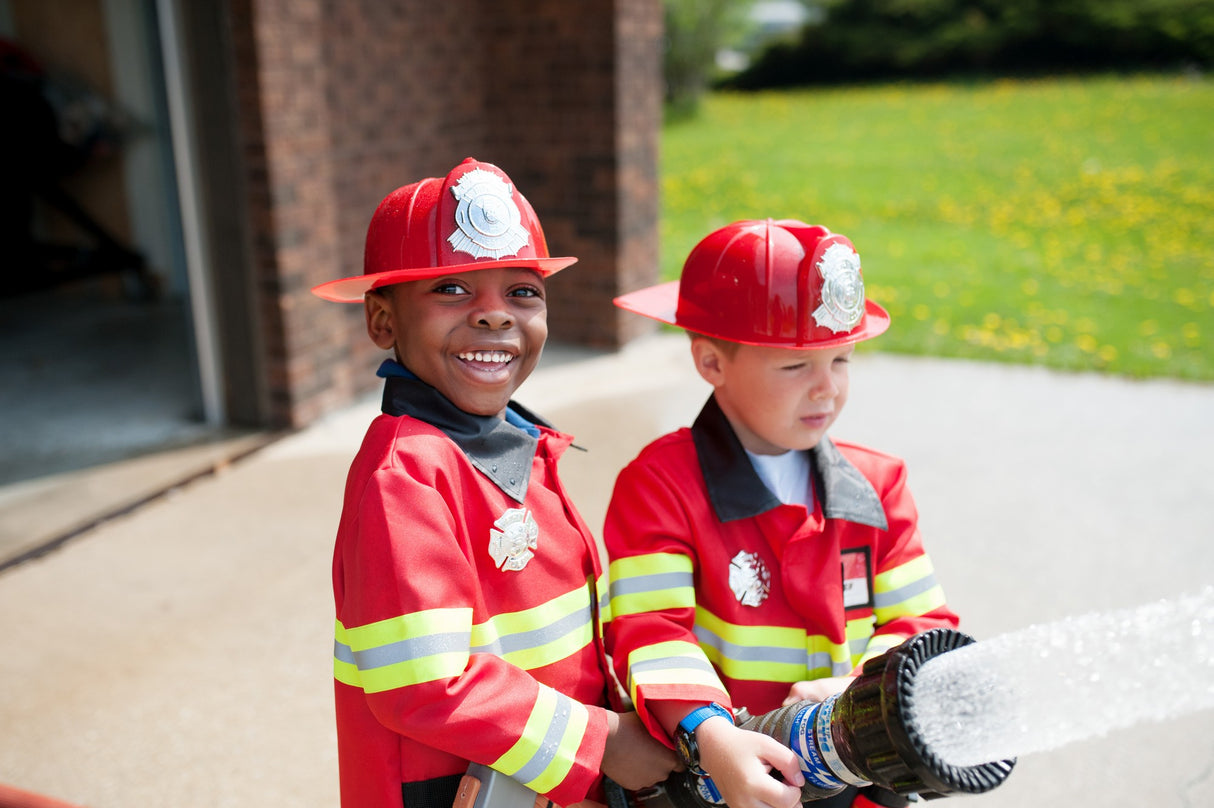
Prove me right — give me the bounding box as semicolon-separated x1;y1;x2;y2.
690;395;888;530
381;373;548;504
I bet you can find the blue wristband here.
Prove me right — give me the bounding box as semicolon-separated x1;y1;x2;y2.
678;702;734;734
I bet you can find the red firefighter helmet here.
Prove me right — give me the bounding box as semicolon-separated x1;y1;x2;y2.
312;157;577;302
615;218;890;348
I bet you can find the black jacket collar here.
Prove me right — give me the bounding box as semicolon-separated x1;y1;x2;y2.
690;395;888;530
381;374;549;504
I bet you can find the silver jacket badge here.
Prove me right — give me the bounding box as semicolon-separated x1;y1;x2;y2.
729;550;770;607
813;242;866;333
489;507;539;572
448;168;530;259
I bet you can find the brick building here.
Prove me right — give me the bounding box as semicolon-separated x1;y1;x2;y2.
221;0;664;428
2;0;663;447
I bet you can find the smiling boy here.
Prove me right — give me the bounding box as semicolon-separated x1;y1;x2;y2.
364;265;548;418
312;159;676;808
604;220;959;808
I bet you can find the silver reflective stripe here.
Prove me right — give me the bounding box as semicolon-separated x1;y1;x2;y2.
873;572;938;609
609;570;694;598
471;636;505;656
473;604;592;656
512;694;573;784
695;626;852;675
354;630;471;670
694;625;817;667
334;639;355;665
630;654;719;677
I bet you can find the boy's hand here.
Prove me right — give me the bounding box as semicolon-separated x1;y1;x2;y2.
781;675;856;706
697;718;804;808
601;711;681;791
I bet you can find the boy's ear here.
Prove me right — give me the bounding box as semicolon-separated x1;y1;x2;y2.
690;337;727;387
365;292;397;350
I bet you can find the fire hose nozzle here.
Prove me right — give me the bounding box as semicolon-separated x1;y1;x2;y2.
661;629;1015;807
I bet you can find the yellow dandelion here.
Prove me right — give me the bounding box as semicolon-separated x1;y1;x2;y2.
1182;323;1201;347
1174;288;1197;308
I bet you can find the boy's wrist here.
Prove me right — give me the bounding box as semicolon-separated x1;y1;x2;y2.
674;702;733;773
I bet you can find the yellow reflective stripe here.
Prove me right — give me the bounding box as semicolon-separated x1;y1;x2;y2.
337;608;472;693
845;614;877;667
809;632;855;678
334;657;360;686
471;584;595;671
697;608;801;649
854;632;906;669
873;555;947;622
876;585;946;623
845;615;876;641
696;609;851;681
492;685;589;793
343;607;471;651
625;639;725;703
608;553;694;617
336;582;602;694
355;650;467;693
874;554;933;591
595;571;612;625
334;619;361;686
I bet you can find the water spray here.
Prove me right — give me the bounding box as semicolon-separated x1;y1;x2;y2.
908;585;1214;768
660;628;1015;807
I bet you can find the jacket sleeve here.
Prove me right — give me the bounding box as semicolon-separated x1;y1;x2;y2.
603;454;731;742
855;456;959;670
334;464;608;805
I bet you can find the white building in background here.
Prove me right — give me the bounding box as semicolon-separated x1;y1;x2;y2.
717;1;824;72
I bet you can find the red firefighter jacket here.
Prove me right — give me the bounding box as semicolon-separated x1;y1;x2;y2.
333;368;612;808
604;395;958;738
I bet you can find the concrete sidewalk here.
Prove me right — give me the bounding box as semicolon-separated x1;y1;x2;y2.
1;334;1212;808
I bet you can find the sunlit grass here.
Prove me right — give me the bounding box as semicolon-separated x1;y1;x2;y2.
661;75;1214;380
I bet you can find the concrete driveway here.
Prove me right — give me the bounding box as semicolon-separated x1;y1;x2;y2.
1;333;1211;807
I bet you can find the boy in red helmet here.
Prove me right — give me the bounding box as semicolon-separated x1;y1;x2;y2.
604;220;960;808
312;158;677;808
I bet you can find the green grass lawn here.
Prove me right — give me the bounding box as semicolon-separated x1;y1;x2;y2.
660;75;1214;381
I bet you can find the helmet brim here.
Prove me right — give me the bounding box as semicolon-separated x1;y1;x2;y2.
614;280;891;349
311;256;578;303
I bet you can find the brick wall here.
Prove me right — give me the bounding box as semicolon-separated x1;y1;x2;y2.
227;0;662;428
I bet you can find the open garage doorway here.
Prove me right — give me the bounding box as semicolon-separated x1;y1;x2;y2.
0;0;268;566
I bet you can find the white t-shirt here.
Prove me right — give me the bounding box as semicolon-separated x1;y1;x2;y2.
745;448;813;508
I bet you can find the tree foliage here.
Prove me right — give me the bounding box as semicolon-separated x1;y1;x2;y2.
725;0;1214;88
664;0;757;116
